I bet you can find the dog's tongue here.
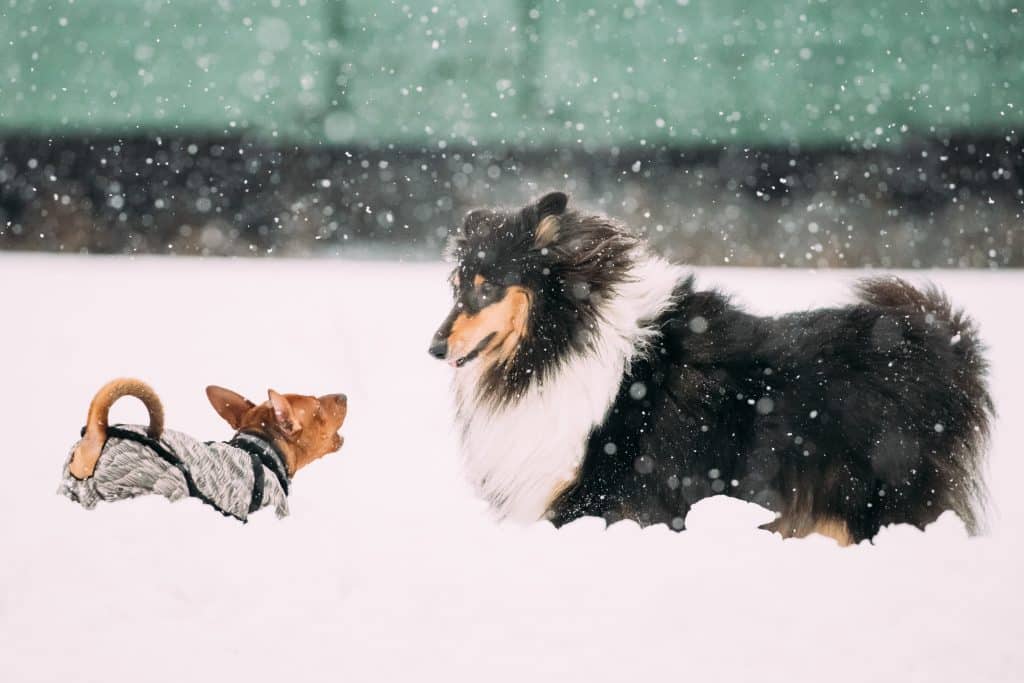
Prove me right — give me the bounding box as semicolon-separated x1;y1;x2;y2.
448;358;460;368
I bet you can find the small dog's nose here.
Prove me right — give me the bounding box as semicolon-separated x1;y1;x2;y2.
334;394;347;406
428;337;448;359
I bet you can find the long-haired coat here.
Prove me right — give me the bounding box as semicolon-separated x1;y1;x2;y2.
429;192;992;544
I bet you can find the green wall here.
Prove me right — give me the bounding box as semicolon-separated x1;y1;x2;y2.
1;0;1021;146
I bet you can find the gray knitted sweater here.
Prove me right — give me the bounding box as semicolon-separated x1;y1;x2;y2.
59;425;290;521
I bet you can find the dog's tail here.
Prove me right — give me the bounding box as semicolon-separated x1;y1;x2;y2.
69;378;165;480
854;276;989;386
855;276;993;532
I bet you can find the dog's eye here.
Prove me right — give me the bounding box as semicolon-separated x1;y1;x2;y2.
478;281;500;301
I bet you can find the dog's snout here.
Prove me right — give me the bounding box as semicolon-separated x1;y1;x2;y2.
320;393;347;422
428;337;448;359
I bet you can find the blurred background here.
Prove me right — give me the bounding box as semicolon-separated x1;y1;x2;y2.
0;0;1021;267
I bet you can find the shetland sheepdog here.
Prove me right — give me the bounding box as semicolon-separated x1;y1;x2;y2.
428;192;992;544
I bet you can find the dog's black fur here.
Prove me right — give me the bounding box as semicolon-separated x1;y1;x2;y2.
441;192;993;541
550;274;992;541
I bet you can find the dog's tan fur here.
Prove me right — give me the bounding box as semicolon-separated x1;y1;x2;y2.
70;378;347;480
761;515;854;546
207;386;347;476
447;283;532;367
534;215;560;247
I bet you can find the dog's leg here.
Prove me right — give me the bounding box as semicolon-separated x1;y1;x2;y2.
760;515;853;546
807;518;854;546
759;517;785;535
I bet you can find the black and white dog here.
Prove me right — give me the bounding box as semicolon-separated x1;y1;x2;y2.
428;192;992;544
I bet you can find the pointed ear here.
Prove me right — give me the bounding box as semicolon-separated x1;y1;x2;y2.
268;389;300;437
533;192;568;248
462;208;491;233
206;386;254;430
536;191;568;218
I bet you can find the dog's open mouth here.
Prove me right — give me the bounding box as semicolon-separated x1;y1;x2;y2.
452;333;497;368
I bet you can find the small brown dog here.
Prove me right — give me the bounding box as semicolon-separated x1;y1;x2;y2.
61;378;347;521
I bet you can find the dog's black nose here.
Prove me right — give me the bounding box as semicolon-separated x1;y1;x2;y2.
428;337;448;359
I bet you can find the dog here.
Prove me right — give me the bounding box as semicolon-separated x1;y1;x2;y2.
428;191;993;545
60;378;347;521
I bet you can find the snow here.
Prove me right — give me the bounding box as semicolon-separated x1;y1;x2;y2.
1;254;1022;682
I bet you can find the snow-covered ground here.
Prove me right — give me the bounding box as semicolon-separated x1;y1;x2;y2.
2;254;1022;682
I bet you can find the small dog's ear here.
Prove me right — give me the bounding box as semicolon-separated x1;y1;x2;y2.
533;192;568;248
206;386;254;430
268;389;300;436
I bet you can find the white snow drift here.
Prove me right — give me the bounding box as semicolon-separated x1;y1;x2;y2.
1;255;1021;683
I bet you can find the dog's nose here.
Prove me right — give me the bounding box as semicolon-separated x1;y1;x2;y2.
428;337;448;359
333;394;347;406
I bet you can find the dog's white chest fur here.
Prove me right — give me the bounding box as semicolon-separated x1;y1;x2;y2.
452;256;686;522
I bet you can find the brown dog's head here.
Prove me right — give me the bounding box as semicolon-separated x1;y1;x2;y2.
205;386;347;476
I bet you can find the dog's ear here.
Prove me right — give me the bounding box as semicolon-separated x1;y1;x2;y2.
533;191;568;248
462;208;491;233
537;191;568;218
206;386;254;430
268;389;301;436
445;208;490;261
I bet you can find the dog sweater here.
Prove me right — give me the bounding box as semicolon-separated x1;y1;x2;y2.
59;425;290;521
